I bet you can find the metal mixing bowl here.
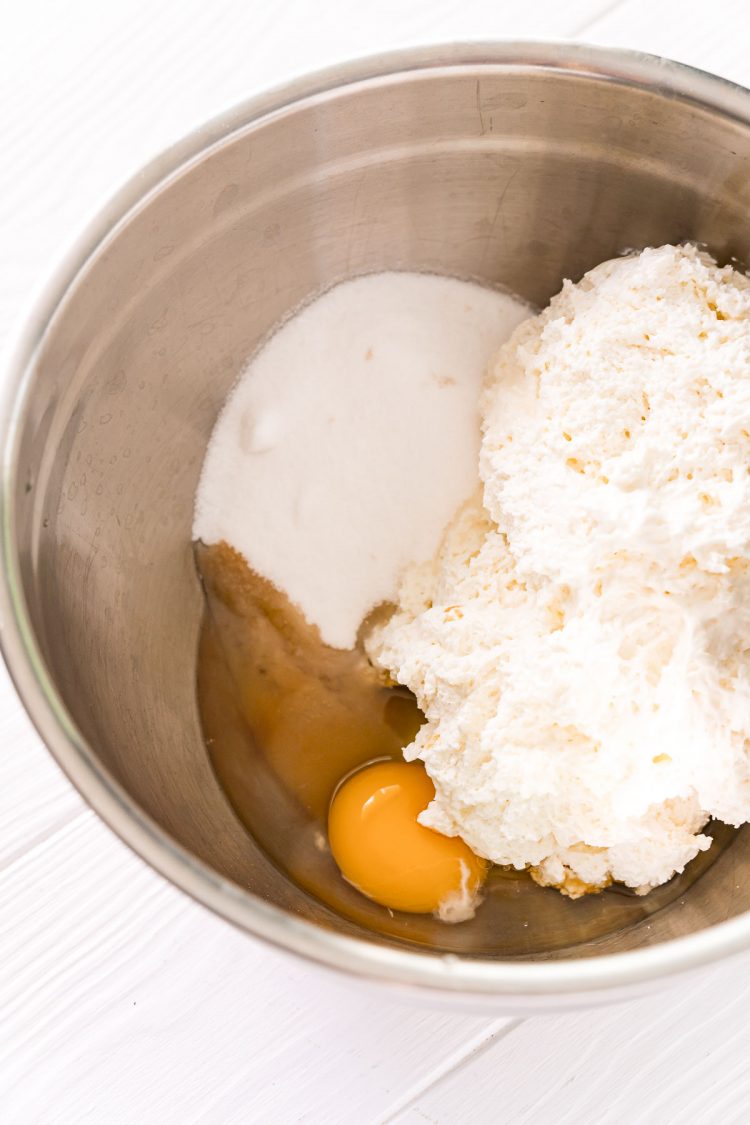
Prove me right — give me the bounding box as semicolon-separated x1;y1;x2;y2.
4;42;750;1012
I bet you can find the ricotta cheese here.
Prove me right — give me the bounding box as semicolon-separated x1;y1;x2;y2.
367;244;750;895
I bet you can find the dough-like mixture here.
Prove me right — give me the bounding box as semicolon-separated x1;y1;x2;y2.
366;244;750;896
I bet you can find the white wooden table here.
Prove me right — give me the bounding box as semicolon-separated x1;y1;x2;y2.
4;2;750;1120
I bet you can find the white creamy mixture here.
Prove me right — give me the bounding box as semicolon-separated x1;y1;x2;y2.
194;273;528;649
367;245;750;895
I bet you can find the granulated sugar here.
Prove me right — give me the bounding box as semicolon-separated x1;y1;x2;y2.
194;272;528;648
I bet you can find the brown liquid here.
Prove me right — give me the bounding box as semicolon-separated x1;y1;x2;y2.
195;540;737;956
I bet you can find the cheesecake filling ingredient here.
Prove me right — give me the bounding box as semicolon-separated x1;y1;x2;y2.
366;245;750;895
194;272;528;649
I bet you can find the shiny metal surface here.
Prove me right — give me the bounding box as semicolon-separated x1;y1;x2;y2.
4;42;750;1010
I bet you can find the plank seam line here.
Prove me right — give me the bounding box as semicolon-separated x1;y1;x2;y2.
0;806;88;877
569;0;629;38
377;1016;524;1124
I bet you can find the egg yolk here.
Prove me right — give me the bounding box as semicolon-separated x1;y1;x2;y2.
328;760;487;915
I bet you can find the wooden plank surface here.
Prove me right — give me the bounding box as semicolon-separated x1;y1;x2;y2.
0;811;512;1123
3;1;750;1122
396;957;750;1123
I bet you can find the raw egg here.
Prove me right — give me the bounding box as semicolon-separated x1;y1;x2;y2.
328;759;487;915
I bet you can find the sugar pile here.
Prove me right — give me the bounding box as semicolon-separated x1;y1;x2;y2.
194;272;528;649
367;245;750;895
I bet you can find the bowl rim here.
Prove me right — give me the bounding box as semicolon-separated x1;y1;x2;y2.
4;39;750;1000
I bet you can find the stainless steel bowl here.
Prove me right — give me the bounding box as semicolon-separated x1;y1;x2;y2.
5;42;750;1012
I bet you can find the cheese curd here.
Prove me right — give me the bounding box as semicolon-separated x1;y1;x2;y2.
367;245;750;895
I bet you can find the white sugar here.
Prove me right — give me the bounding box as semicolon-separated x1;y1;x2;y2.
193;272;528;648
